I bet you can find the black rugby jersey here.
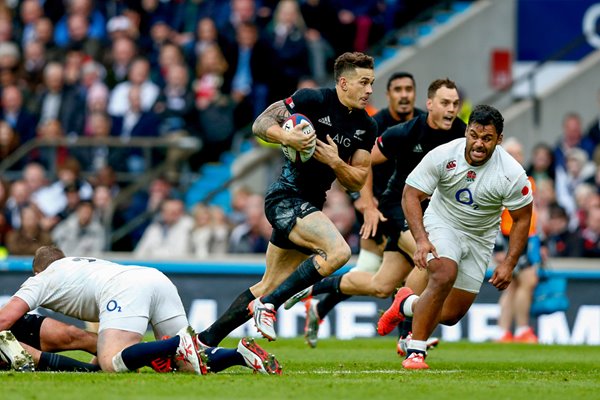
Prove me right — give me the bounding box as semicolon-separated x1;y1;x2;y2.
371;107;426;198
377;112;466;201
276;88;377;207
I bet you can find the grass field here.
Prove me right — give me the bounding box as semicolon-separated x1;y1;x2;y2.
1;338;599;400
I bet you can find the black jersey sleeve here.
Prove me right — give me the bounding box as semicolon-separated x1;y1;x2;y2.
284;88;325;115
377;119;414;160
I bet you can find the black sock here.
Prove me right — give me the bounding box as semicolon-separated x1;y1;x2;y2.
398;317;413;338
37;352;101;372
205;347;245;373
262;256;324;309
198;289;255;347
120;336;181;371
311;275;343;295
316;291;351;318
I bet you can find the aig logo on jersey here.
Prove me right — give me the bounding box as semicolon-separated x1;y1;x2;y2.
466;170;477;182
446;160;457;170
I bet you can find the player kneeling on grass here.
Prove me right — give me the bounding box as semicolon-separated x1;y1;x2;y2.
0;246;281;375
377;105;533;369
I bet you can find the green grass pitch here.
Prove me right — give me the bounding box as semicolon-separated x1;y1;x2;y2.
1;338;599;400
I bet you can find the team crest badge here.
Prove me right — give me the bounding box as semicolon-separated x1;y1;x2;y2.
466;170;476;182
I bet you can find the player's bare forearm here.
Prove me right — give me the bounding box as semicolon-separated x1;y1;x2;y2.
402;185;430;242
357;167;376;210
504;203;533;269
332;149;370;192
0;297;30;331
252;101;291;144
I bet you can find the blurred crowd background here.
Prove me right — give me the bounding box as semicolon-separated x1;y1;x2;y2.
0;0;598;260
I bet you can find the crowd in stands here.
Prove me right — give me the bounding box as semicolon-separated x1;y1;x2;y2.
0;0;598;259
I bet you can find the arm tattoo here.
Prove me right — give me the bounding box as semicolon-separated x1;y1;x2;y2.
252;102;291;142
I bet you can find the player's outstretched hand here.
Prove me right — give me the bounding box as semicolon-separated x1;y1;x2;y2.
313;135;339;165
414;238;438;269
488;262;513;290
359;207;387;239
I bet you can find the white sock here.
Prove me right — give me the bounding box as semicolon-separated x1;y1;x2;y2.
353;249;383;272
402;295;418;317
515;326;530;336
111;351;130;372
407;339;427;353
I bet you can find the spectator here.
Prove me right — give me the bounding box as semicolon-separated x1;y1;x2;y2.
228;193;271;253
322;184;360;254
52;199;106;255
22;40;48;92
17;0;44;48
579;206;600;257
32;157;93;219
526;143;556;184
262;0;310;103
31;62;84;137
5;204;53;255
0;121;20;163
82;81;109;136
29;119;70;169
228;21;271;127
153;62;194;135
190;43;236;168
553;112;595;170
34;17;63;62
1;85;38;145
104;36;137;89
108;57;159;116
4;180;31;229
544;203;580;257
92;184;129;251
134;198;194;258
219;0;258;46
554;148;596;228
153;42;186;87
53;0;106;48
190;203;230;258
64;13;102;61
111;85;160;173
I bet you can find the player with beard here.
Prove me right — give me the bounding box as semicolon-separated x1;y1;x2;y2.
378;104;532;369
286;78;465;349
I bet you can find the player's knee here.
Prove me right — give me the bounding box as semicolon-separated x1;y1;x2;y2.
372;285;395;299
326;242;351;270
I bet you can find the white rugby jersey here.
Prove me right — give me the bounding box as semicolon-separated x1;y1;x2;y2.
405;138;533;239
15;257;149;322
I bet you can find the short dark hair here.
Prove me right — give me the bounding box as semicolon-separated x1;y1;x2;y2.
468;104;504;135
333;52;374;82
387;72;415;90
33;245;65;274
427;78;457;99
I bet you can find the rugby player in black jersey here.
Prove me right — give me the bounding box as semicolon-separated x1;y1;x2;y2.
284;72;425;346
286;78;466;350
196;52;377;345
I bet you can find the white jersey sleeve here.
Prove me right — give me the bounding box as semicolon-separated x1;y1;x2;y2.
502;169;532;211
405;149;442;195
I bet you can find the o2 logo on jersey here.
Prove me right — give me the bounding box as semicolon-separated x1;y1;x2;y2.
455;188;479;210
106;300;122;313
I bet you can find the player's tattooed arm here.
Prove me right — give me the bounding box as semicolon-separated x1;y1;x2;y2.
252;101;291;143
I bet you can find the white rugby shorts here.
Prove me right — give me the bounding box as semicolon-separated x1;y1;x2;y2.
423;213;495;293
98;268;187;336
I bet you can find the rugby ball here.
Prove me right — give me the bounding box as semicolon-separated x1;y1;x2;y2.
281;113;315;163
